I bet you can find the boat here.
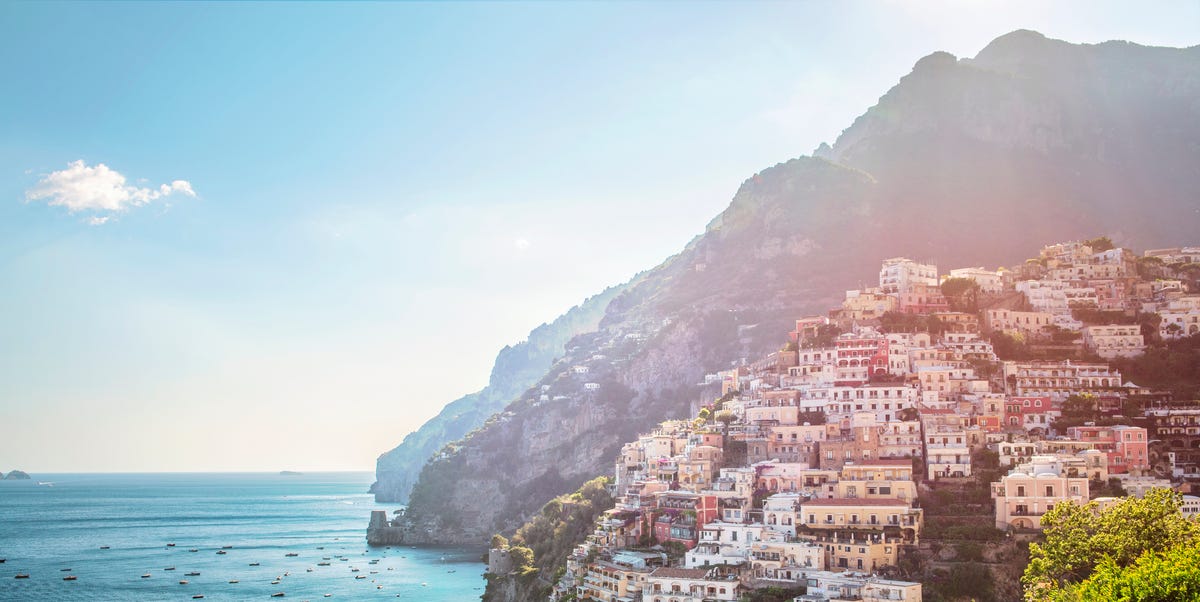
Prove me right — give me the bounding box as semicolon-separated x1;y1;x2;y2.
272;593;286;598
285;552;299;557
249;563;260;567
60;568;72;572
167;543;176;547
188;549;198;553
185;572;200;576
306;568;313;573
193;596;205;600
37;482;53;487
355;575;366;580
351;568;360;573
164;566;175;571
15;574;29;579
63;575;77;581
228;580;239;584
216;550;227;555
221;545;234;549
141;574;151;579
316;546;324;550
0;559;5;563
179;580;189;585
99;546;110;550
447;569;457;573
324;595;332;598
317;562;330;566
271;580;281;585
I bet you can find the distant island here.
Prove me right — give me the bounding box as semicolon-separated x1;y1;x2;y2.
278;470;303;476
4;470;31;480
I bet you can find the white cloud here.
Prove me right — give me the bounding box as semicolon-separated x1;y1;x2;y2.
26;160;196;222
514;238;531;250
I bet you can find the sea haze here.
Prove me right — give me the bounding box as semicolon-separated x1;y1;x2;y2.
0;472;483;601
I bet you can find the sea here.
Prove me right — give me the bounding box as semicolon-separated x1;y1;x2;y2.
0;472;485;601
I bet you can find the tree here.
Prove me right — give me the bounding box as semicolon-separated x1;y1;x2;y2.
490;533;509;549
508;546;535;571
941;277;981;312
1084;236;1115;252
1066;540;1200;601
1024;489;1200;600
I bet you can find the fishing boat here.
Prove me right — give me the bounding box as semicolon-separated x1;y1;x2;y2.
63;575;77;581
14;573;29;579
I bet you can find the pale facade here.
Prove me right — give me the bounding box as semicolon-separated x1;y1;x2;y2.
879;258;938;294
1082;324;1145;359
992;456;1089;530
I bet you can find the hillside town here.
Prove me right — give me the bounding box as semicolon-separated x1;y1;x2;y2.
487;239;1200;601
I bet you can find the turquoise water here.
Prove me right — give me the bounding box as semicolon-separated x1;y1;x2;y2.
0;472;484;601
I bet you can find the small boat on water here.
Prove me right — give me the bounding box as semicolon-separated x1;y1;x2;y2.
166;543;176;547
249;563;260;567
15;574;30;579
221;545;234;549
141;573;151;579
179;580;189;585
216;550;227;555
185;572;200;576
192;595;204;600
324;595;332;598
285;552;299;557
188;549;198;553
63;575;77;581
228;580;239;584
99;546;110;550
272;593;286;598
355;575;366;580
164;566;175;571
0;559;5;563
271;580;281;585
317;562;330;566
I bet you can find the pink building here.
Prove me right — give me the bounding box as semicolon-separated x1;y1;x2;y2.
1065;425;1149;475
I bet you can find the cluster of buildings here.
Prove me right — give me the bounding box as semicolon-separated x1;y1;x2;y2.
542;241;1198;602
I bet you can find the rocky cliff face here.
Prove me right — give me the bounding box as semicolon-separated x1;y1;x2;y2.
372;284;627;503
388;31;1200;544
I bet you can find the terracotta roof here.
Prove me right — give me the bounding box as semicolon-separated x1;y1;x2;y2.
649;567;710;579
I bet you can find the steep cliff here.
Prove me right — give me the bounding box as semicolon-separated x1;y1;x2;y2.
389;31;1200;544
372;283;627;502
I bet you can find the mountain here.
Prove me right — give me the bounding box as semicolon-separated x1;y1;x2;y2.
385;31;1200;544
372;284;627;502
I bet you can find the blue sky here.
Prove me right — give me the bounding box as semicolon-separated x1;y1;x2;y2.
2;1;1197;472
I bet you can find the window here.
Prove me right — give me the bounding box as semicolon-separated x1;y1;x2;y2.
1046;486;1054;497
1017;485;1026;497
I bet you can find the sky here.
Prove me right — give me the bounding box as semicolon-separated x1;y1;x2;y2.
1;1;1197;472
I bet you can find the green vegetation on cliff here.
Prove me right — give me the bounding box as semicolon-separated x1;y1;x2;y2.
483;476;614;601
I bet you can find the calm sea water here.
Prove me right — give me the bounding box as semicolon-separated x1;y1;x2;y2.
0;472;485;601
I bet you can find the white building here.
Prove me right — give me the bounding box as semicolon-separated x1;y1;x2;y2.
879;258;938;294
